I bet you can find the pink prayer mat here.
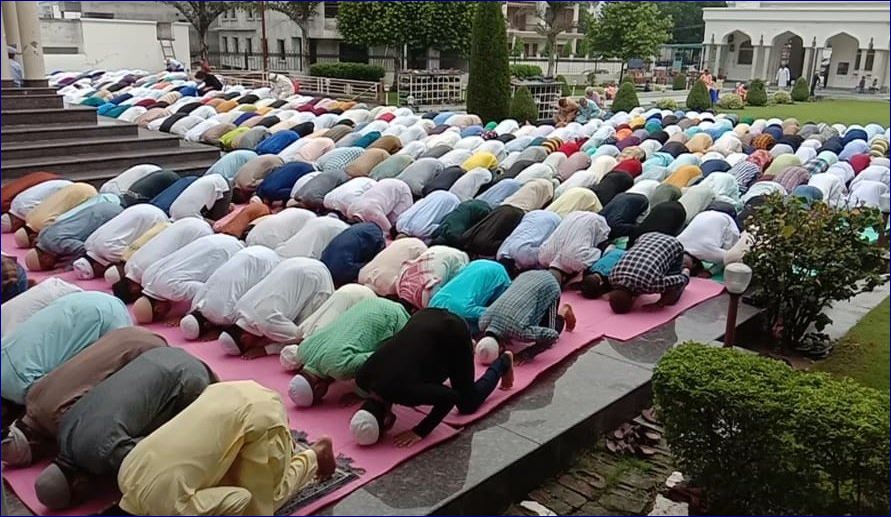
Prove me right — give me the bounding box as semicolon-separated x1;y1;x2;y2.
1;234;459;516
424;277;724;426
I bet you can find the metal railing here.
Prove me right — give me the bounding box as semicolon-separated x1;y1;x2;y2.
208;51;399;76
213;69;385;103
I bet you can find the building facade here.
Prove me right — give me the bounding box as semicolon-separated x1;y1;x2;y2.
702;1;890;90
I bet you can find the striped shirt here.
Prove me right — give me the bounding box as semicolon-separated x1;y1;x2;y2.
609;232;689;295
479;270;562;346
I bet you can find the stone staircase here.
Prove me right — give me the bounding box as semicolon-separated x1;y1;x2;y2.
1;86;221;184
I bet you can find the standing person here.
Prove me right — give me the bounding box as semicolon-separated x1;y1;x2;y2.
775;64;791;89
350;309;515;447
857;75;866;93
7;46;22;87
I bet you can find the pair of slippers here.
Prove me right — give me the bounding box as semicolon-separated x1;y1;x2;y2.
605;408;661;458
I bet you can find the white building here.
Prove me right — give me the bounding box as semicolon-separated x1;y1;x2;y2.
702;1;890;90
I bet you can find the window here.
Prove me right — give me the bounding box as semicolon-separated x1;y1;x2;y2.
324;1;339;18
737;40;753;65
338;42;369;63
233;37;240;54
292;37;303;54
864;48;875;71
854;52;861;70
836;61;849;75
222;37;228;53
246;38;253;55
277;39;286;56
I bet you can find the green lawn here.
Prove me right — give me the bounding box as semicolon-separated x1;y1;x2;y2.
719;99;889;127
815;297;890;391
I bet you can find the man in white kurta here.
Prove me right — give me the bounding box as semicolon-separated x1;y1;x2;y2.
99;165;161;196
323;177;376;215
72;204;169;280
3;180;73;233
219;257;334;358
245;207;316;249
275;216;349;259
180;246;282;340
538;211;611;282
132;234;244;324
169;174;232;221
109;218;214;303
677;210;741;268
0;278;82;338
345;178;414;234
293;283;376;342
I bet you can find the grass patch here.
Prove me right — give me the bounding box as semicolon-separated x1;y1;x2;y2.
815;296;890;391
719;99;890;127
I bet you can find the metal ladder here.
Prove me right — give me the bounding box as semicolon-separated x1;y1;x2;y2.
160;39;176;60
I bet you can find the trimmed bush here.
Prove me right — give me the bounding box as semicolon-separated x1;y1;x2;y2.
747;78;768;106
308;62;385;82
610;80;639;113
509;64;543;79
672;73;687;90
509;86;539;124
716;92;744;109
466;1;511;122
773;90;793;104
685;79;712;111
654;343;890;515
555;74;572;97
791;76;810;102
655;98;678;110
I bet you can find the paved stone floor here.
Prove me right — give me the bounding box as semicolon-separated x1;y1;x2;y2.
506;415;677;517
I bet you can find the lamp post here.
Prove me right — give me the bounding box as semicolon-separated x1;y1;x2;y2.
723;263;753;348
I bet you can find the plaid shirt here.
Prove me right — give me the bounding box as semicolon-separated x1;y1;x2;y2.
609;233;689;295
479;270;561;346
803;158;829;176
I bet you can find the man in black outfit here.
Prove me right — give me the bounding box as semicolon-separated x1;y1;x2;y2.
195;70;223;95
349;309;514;447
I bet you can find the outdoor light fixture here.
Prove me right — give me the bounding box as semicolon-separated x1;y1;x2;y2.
723;263;752;348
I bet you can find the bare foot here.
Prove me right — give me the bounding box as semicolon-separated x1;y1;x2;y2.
500;351;514;390
312;436;336;480
241;346;268;360
560;304;576;332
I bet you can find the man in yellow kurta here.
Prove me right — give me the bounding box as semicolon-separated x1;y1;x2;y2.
117;381;335;516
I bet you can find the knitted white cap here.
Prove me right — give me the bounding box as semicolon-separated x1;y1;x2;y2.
350;409;381;446
475;336;499;365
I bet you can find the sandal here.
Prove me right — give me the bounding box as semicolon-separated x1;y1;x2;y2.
641;407;660;425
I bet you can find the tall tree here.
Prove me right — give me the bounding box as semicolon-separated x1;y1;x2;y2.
162;1;231;61
585;1;672;81
466;2;510;123
536;1;578;76
656;2;726;45
336;3;475;68
267;1;321;69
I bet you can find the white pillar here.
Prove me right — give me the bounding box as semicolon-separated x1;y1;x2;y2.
2;1;21;59
802;47;812;80
15;1;45;83
761;45;772;82
1;22;12;82
879;49;889;91
701;44;711;71
713;44;723;76
750;45;760;80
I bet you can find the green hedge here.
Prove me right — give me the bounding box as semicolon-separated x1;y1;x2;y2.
555;74;572;97
308;62;385;82
610;80;639;113
791;76;810;102
672;73;687;91
747;78;768;106
509;64;543;79
685;79;712;111
653;344;890;515
509;86;539;123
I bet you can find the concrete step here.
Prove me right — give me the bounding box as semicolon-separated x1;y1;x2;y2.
1;105;96;127
0;93;64;110
1;132;183;160
1;120;138;142
0;86;57;97
1;144;220;183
